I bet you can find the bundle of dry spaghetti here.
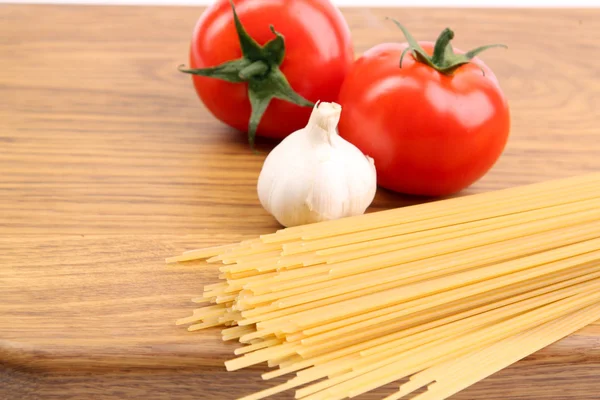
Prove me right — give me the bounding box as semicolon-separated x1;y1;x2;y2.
168;173;600;400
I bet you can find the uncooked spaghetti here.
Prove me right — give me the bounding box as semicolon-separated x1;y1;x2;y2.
169;173;600;400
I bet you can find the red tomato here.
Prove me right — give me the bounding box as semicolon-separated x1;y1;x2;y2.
187;0;354;141
338;27;510;197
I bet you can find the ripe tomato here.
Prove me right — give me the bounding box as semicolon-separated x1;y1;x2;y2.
338;23;510;196
182;0;354;145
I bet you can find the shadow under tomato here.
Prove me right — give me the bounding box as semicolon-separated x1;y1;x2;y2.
368;185;459;214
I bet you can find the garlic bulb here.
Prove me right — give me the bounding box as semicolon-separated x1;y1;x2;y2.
257;102;377;228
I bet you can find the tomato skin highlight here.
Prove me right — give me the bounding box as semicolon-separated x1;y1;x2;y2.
338;42;510;197
189;0;354;140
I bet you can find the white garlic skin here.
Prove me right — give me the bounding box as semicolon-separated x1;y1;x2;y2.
257;102;377;228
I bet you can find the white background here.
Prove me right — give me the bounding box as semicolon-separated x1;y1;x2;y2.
3;0;600;6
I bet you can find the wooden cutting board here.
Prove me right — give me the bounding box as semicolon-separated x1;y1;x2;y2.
1;4;599;400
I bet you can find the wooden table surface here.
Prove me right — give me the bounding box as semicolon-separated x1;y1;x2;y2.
1;4;599;400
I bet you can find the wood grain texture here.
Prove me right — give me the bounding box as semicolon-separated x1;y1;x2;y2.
0;4;599;399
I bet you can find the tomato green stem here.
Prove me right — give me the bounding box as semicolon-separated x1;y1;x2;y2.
239;61;269;80
179;0;314;148
431;28;455;66
391;19;507;75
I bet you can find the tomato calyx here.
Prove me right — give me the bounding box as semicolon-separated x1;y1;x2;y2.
390;20;507;75
179;0;314;148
